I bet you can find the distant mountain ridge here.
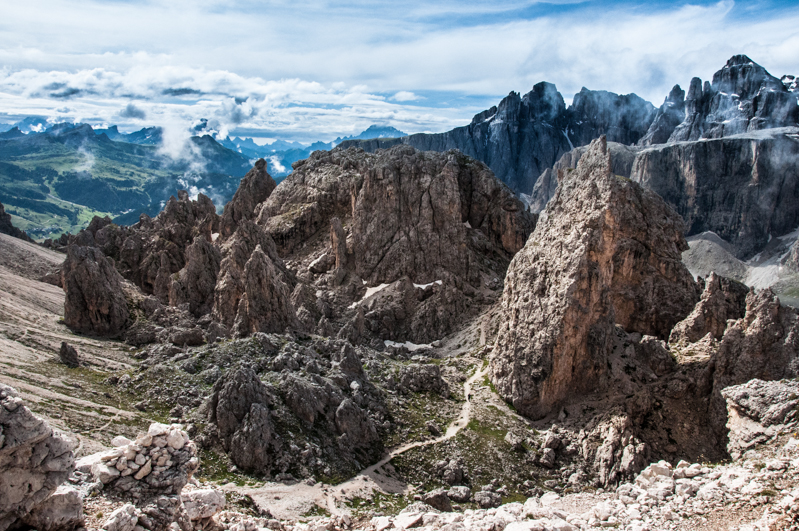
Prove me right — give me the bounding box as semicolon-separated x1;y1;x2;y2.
0;121;252;238
340;55;799;194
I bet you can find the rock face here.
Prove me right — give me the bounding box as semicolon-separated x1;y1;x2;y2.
0;201;32;242
62;244;130;337
168;235;222;317
723;378;799;459
490;136;698;419
21;485;83;531
339;83;655;193
669;272;749;344
0;384;75;531
76;191;220;302
631;126;799;259
669;55;798;142
231;245;299;336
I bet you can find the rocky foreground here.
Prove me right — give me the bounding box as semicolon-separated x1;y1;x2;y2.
3;372;799;531
1;126;798;531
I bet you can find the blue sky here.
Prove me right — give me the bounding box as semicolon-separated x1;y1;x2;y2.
0;0;796;144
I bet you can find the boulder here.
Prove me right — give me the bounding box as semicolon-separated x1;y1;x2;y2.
447;486;471;503
101;504;139;531
58;342;80;368
62;244;130;337
0;384;75;531
21;485;84;531
180;488;226;520
474;490;502;509
490;136;697;419
399;364;449;397
422;488;452;512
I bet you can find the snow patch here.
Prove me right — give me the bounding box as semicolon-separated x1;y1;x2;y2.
211;233;219;242
463;221;472;229
562;129;574;151
308;253;328;270
414;280;443;290
348;283;390;309
384;340;432;351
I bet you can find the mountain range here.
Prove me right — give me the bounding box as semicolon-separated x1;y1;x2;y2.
341;55;799;195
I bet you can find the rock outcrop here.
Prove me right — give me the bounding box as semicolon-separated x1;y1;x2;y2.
0;201;33;242
262;145;534;286
709;288;799;431
219;158;277;239
638;85;686;146
203;338;385;479
0;384;75;531
528;141;642;213
723;378;799;459
490;136;698;419
231;245;299;336
669;272;749;344
62;244;130;337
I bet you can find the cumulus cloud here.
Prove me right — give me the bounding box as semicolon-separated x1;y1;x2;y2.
0;0;797;140
391;91;420;102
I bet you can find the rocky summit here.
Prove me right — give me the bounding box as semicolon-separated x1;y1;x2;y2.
3;54;799;531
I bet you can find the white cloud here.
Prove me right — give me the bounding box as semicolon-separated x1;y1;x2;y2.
0;1;797;140
391;91;421;102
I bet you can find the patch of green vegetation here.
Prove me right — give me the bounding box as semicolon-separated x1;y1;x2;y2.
501;493;528;504
483;376;498;395
466;418;506;440
301;504;331;519
196;449;258;486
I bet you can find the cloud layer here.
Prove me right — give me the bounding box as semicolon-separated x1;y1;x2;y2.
0;0;797;142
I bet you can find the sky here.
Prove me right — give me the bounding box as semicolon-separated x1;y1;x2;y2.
0;0;797;144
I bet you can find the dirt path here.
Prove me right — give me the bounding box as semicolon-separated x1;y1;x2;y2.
234;362;490;519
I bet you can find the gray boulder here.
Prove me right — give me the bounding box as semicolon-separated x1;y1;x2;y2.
422;488;452;512
21;485;84;531
473;490;501;509
59;342;80;368
399;364;449;397
0;384;75;531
